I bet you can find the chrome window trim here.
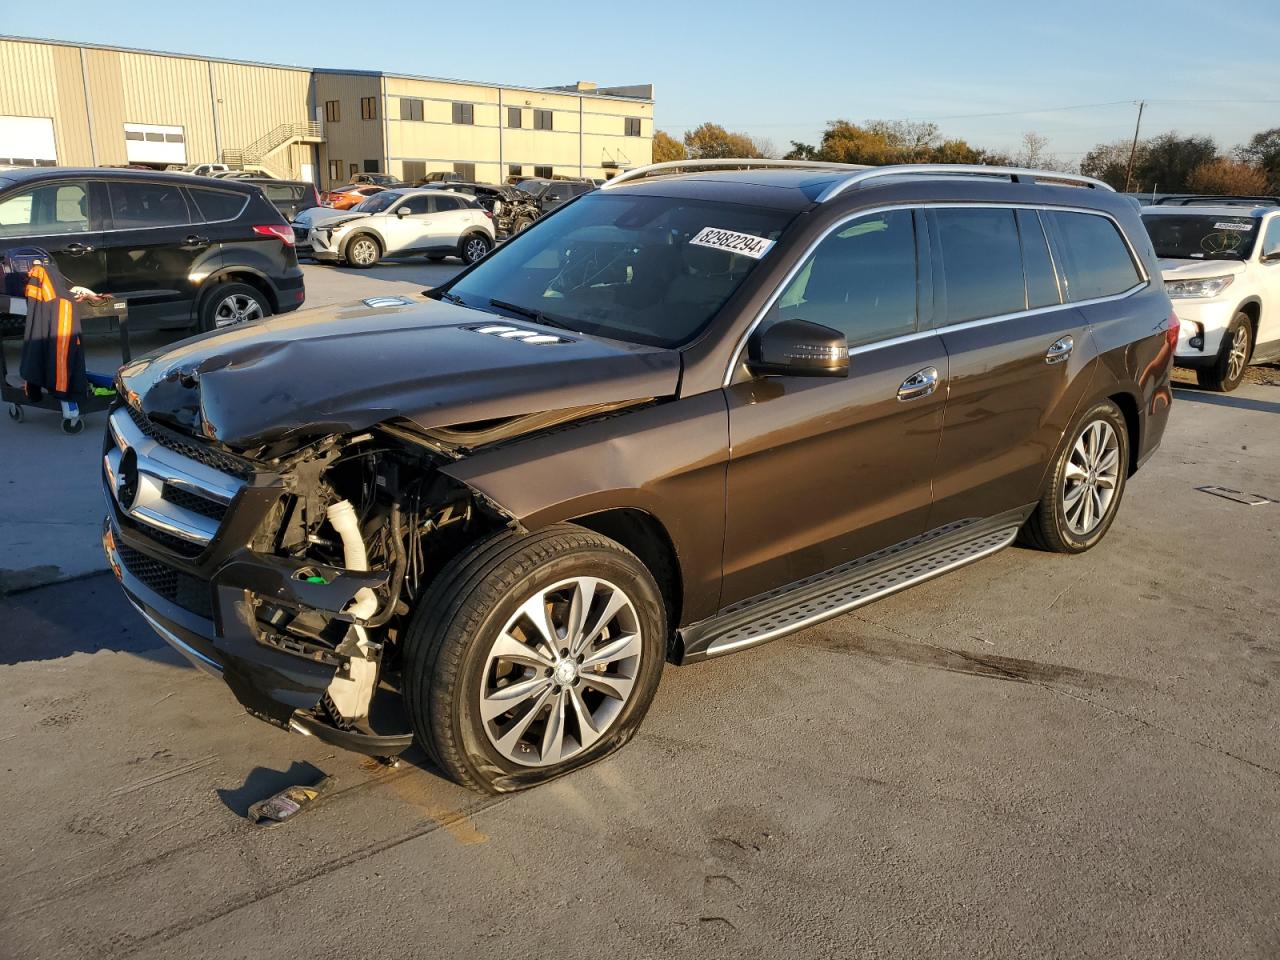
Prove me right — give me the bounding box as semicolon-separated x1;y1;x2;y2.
722;201;1150;387
87;178;251;234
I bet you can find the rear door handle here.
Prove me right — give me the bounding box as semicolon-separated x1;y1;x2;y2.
61;242;94;256
183;235;210;249
898;366;940;401
1045;335;1074;364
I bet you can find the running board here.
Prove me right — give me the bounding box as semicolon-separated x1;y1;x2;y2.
677;510;1029;663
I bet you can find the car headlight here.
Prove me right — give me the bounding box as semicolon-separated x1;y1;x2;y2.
1165;275;1234;299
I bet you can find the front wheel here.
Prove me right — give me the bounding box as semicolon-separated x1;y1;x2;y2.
459;233;493;265
344;234;381;268
403;525;666;793
1020;399;1130;554
1196;314;1252;392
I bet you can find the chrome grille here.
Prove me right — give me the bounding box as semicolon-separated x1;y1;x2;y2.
122;403;255;480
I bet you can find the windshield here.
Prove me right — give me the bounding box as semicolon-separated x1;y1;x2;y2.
515;180;545;195
352;192;398;213
1142;213;1259;261
445;192;796;348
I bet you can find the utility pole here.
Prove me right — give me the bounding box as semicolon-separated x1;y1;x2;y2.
1123;100;1146;193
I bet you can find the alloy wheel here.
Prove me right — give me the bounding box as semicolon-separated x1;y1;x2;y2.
1226;325;1249;384
213;293;264;328
350;238;378;266
465;238;490;263
1062;420;1120;536
479;577;642;767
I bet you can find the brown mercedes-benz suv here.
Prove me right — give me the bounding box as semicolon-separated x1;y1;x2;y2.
102;160;1176;792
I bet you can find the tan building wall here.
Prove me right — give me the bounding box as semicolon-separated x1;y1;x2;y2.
0;36;653;188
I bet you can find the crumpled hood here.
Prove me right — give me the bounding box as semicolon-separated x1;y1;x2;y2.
1159;258;1248;280
118;297;681;450
294;206;366;230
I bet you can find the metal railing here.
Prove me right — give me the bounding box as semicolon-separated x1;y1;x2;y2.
224;121;323;168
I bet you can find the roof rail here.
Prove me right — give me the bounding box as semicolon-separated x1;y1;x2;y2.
600;158;869;190
1152;194;1279;206
817;164;1114;200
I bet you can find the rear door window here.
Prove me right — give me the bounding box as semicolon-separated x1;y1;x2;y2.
1017;209;1061;308
107;180;190;229
932;207;1026;323
1045;211;1141;302
187;187;248;222
0;180;90;237
432;195;463;212
766;209;918;347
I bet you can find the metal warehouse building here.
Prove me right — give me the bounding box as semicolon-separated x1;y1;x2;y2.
0;35;654;187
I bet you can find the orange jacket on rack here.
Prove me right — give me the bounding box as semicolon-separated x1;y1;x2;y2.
19;260;86;401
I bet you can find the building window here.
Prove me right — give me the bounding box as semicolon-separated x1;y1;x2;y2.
328;160;342;182
349;162;359;178
534;165;553;179
400;98;424;122
508;164;523;179
325;100;340;123
164;132;184;143
361;97;377;120
534;109;553;131
453;162;476;180
363;159;380;173
625;117;642;137
402;160;426;183
452;102;475;125
124;130;144;141
506;107;522;129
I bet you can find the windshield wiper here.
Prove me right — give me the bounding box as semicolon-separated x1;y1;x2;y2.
434;290;465;305
488;298;576;332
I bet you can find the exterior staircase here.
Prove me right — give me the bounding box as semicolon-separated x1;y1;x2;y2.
222;121;323;178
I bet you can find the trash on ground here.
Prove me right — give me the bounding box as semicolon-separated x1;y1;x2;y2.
1197;485;1273;506
246;775;335;826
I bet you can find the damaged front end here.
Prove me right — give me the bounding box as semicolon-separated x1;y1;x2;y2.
102;404;505;755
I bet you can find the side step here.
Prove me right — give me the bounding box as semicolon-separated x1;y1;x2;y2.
678;512;1028;663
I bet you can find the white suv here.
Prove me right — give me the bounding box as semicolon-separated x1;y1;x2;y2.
297;188;496;269
1141;198;1280;391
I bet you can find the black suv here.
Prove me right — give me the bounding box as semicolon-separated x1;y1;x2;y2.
0;168;304;332
103;161;1174;793
514;177;595;216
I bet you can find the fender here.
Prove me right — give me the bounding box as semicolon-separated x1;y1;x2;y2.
439;390;730;624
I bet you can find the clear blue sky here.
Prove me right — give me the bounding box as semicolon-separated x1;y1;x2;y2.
12;0;1280;162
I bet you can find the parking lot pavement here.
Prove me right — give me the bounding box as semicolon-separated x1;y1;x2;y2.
0;260;463;592
1;371;1277;959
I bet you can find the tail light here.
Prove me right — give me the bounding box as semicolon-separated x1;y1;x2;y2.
482;210;494;220
253;224;296;246
1166;309;1180;350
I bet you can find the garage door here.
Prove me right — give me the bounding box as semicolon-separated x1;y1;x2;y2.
0;116;57;167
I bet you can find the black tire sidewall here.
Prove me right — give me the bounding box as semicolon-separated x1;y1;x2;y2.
198;282;270;333
442;541;664;791
459;233;492;264
1046;400;1130;553
1210;314;1252;392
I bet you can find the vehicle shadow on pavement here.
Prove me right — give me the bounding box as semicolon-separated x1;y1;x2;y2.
1171;388;1280;415
215;760;328;817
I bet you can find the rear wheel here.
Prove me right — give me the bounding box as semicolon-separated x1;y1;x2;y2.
1020;399;1129;554
459;233;493;265
344;234;381;268
198;282;270;333
1196;314;1251;392
402;525;666;793
511;217;533;235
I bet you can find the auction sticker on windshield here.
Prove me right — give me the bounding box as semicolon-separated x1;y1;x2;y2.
690;227;775;259
1214;221;1254;231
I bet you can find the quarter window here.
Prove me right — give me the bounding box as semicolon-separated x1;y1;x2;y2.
932;207;1026;324
534;109;554;131
765;210;918;347
1045;211;1141;302
0;181;90;237
107;180;190;229
452;102;474;125
187;187;247;222
401;98;424;122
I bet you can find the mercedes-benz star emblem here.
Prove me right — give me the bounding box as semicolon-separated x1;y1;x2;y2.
116;447;140;510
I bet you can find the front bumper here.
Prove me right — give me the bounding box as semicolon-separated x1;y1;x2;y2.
1170;298;1236;365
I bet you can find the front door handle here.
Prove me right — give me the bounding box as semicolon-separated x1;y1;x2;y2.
1045;335;1074;364
898;366;940;401
61;242;94;256
183;234;210;249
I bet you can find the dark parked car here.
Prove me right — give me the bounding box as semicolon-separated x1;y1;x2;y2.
513;177;594;216
421;181;540;236
351;173;401;186
102;161;1174;793
0;167;303;332
240;178;322;221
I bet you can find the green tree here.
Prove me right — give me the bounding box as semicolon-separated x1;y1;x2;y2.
1080;140;1134;190
682;123;768;159
1235;127;1280;191
796;118;1000;167
651;130;686;163
1139;133;1217;194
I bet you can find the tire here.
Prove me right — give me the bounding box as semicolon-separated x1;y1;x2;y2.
1020;399;1130;554
8;403;23;422
198;282;271;333
60;416;84;435
1196;314;1252;392
511;217;533;235
344;233;381;268
459;233;493;265
402;524;666;793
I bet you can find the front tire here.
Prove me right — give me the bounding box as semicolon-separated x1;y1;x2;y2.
1196;314;1252;392
459;233;493;265
403;525;666;793
344;233;381;268
198;282;270;333
1020;399;1129;554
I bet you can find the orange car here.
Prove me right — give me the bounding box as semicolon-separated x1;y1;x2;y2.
321;184;385;210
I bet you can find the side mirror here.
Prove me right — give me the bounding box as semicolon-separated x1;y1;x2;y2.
396;206;409;218
1262;250;1280;263
746;318;849;378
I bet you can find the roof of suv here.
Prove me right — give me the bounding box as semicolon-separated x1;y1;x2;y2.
0;166;260;192
1141;203;1275;219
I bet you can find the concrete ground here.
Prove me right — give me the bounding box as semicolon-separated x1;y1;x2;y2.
1;268;1278;958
